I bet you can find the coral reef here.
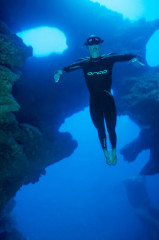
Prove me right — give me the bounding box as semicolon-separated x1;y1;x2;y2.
0;21;77;216
0;199;27;240
117;67;159;175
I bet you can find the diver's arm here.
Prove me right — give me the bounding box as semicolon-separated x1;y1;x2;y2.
54;62;83;83
62;63;82;72
109;54;144;67
110;54;137;62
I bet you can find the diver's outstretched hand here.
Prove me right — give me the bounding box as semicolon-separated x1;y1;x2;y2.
54;70;63;83
129;57;145;67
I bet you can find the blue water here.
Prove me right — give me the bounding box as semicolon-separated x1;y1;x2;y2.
13;109;151;240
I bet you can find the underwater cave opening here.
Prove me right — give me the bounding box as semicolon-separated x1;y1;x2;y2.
17;26;68;57
146;29;159;67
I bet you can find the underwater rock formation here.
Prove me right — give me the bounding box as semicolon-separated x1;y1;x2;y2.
0;21;77;216
110;19;159;175
125;177;159;240
0;21;32;70
0;2;159;238
117;67;159;175
0;2;159;216
1;0;158;177
0;199;27;240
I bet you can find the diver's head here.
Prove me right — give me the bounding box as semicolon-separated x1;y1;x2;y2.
84;35;104;58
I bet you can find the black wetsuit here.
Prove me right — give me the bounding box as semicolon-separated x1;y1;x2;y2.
63;54;135;149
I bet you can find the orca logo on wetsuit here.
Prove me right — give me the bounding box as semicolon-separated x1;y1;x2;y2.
87;69;108;76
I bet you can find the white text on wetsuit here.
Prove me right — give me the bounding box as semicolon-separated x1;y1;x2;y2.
87;69;108;76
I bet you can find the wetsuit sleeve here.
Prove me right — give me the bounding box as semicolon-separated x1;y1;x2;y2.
62;60;84;73
110;54;137;63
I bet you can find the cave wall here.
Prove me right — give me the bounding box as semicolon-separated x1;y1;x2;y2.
0;21;77;215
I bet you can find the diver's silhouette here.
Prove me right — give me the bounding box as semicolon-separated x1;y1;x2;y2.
54;35;143;165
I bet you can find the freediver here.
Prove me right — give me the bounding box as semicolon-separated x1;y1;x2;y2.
54;35;143;165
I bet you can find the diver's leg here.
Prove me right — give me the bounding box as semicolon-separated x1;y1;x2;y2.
106;118;117;149
89;100;111;164
104;96;117;165
106;118;117;165
89;104;106;148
